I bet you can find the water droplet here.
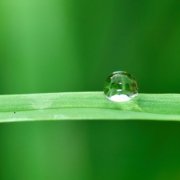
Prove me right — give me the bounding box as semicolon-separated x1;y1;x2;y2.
104;71;138;102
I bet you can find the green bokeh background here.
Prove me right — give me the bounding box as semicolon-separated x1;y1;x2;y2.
0;0;180;179
0;0;180;94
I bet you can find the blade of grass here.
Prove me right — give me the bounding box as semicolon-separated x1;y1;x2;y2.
0;92;179;123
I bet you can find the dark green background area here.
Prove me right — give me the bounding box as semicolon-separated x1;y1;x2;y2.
0;0;180;180
0;0;180;94
0;121;180;180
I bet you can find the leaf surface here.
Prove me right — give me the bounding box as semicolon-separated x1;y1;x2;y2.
0;92;179;122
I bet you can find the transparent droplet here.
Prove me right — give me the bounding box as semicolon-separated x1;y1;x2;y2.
104;71;138;102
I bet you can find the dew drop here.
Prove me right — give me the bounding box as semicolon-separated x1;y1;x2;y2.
104;71;138;102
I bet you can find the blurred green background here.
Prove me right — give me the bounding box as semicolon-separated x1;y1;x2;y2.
0;0;180;94
0;0;180;180
1;121;180;180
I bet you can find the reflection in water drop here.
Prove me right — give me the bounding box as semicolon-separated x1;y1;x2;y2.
104;71;138;102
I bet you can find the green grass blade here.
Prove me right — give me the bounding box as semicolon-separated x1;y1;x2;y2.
0;92;180;123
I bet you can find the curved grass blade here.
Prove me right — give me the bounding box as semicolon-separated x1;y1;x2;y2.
0;92;179;123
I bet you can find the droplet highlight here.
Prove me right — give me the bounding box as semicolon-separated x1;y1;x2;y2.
104;71;138;102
